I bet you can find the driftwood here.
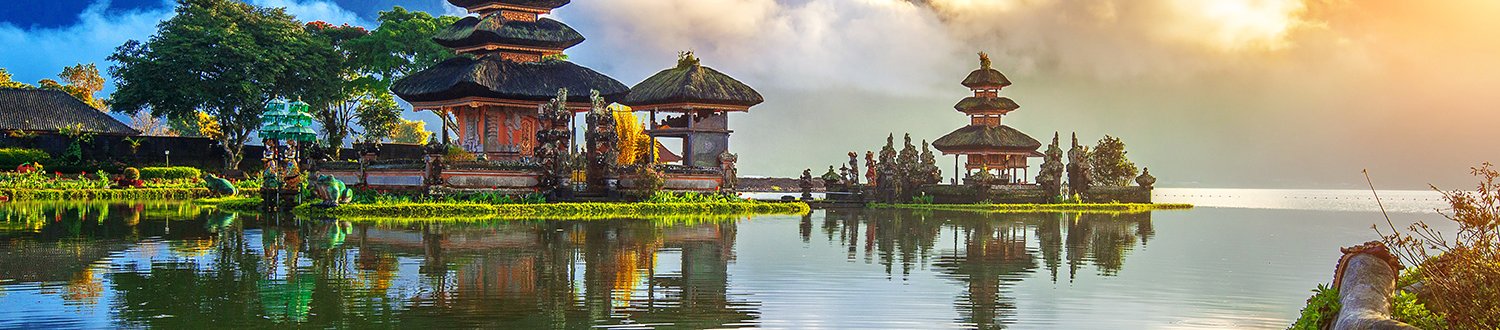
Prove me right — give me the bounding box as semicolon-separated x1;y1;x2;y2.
1331;241;1418;330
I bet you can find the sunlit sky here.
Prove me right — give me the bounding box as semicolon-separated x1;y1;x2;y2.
2;0;1498;189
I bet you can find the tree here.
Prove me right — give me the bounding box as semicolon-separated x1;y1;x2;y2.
0;68;32;89
344;7;459;85
1087;135;1138;186
58;63;107;110
110;0;332;170
129;111;171;136
388;118;430;144
303;21;371;156
354;92;402;143
611;104;651;164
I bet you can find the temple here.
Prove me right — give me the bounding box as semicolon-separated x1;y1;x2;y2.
391;0;627;161
622;52;763;168
932;53;1043;185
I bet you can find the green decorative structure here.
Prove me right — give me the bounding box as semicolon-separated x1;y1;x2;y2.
259;99;316;210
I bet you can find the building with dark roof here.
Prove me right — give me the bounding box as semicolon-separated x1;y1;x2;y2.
392;0;625;161
932;53;1042;185
622;52;763;168
0;89;138;136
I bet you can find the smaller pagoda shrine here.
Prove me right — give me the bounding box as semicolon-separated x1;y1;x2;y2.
932;53;1043;185
258;100;317;209
622;52;763;169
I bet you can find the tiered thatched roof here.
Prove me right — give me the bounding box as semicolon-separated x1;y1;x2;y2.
954;96;1020;113
621;52;764;108
433;16;584;50
391;57;627;103
448;0;570;10
932;125;1041;153
962;52;1012;89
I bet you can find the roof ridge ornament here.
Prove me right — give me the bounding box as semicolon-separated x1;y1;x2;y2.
677;51;700;69
979;51;992;70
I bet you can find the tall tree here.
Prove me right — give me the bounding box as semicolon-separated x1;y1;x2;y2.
110;0;332;170
0;68;32;89
303;21;373;156
344;7;459;85
388;118;431;144
354;91;402;143
1088;135;1139;186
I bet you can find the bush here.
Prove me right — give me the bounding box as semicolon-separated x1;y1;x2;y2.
1391;290;1447;329
1289;284;1341;330
0;148;49;169
123;167;141;181
1379;163;1500;327
138;167;201;180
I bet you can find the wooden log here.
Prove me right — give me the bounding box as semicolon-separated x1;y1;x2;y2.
1332;241;1419;330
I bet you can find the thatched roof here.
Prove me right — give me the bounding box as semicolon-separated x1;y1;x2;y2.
433;16;583;50
447;0;570;10
620;52;764;108
962;52;1012;89
955;96;1019;112
0;89;138;135
932;125;1041;152
391;57;627;103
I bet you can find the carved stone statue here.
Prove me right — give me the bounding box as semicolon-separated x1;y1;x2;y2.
719;152;739;192
864;151;877;186
1037;132;1065;197
799;168;814;201
584;90;618;193
847;152;860;185
312;174;354;207
1066;132;1092;197
535;88;572;199
1135;167;1156;188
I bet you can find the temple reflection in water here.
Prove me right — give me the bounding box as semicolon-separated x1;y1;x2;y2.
0;202;1156;328
815;208;1155;329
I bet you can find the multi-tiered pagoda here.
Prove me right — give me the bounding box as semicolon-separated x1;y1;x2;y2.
392;0;627;161
932;53;1043;185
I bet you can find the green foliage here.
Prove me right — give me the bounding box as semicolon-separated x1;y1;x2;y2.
646;191;746;203
910;193;935;205
343;7;460;84
0;68;35;89
294;200;811;221
1087;135;1138;186
123;167;141;181
387;118;430;144
138;167;202;180
1391;291;1447;329
0;148;50;169
1380;163;1500;327
1290;284;1341;330
0;188;254;201
109;0;334;169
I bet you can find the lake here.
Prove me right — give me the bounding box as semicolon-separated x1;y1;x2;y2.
0;189;1455;329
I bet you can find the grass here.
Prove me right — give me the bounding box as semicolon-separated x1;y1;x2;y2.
292;200;811;221
870;202;1193;214
0;188;259;201
191;196;264;212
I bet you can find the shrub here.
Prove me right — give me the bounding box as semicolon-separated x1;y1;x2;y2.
1289;284;1341;330
0;148;49;169
1379;163;1500;327
123;167;140;181
1391;291;1446;329
138;167;201;180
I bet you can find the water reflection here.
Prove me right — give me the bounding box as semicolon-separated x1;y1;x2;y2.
0;202;759;328
818;209;1155;329
0;202;1162;328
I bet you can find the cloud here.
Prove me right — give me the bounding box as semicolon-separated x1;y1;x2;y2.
0;1;175;92
250;0;368;27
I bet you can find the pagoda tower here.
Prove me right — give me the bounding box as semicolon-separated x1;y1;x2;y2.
392;0;627;161
932;53;1042;185
621;52;763;169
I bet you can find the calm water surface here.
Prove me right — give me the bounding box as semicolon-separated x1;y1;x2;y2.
0;189;1455;329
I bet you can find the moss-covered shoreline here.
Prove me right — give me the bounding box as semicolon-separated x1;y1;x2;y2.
870;202;1193;214
1;188;259;201
195;197;812;220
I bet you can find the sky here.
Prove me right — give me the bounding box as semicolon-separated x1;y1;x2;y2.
2;0;1498;190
